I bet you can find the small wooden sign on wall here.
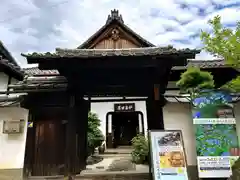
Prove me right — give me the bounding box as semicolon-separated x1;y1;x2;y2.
114;103;135;112
2;120;25;134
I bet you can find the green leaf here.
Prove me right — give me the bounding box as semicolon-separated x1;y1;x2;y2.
200;15;240;92
220;76;240;92
200;16;240;68
87;112;104;156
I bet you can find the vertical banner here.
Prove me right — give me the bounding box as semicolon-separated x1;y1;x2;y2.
149;130;189;180
192;90;239;178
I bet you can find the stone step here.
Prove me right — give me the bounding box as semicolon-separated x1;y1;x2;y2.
98;153;132;158
78;171;149;180
104;148;133;155
117;146;133;149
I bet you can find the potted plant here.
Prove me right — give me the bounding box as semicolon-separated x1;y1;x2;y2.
98;141;105;154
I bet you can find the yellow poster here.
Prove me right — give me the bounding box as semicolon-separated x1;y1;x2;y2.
159;151;186;168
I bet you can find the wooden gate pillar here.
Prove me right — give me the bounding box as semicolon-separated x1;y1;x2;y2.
75;98;89;171
146;84;166;130
65;94;77;177
65;94;89;178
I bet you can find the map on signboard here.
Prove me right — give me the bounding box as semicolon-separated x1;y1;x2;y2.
192;91;238;157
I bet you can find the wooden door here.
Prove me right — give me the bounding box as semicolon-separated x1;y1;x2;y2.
32;120;65;176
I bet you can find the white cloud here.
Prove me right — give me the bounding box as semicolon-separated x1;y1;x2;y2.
0;0;239;67
210;8;240;24
175;0;211;9
195;51;217;60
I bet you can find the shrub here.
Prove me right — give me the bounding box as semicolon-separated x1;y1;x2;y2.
176;67;215;99
87;112;104;156
131;134;149;164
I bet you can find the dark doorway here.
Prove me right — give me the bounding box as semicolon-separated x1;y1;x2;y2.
112;112;139;147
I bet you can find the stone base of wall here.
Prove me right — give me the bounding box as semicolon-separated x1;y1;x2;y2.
27;165;199;180
28;172;149;180
0;168;23;180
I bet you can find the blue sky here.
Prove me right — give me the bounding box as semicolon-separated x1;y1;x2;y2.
0;0;240;67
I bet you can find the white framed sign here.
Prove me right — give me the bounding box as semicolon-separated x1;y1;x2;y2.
148;130;189;180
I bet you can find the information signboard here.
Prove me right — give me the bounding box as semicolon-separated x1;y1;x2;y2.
191;90;239;178
149;130;189;180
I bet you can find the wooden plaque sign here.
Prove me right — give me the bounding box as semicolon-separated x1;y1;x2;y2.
114;103;135;112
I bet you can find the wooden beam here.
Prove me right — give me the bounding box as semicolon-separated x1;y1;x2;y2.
90;97;146;102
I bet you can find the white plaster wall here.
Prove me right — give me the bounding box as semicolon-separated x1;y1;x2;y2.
91;99;240;166
90;100;148;139
0;72;9;91
163;102;197;166
0;107;29;169
10;77;18;85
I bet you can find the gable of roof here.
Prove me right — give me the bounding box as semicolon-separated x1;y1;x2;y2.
77;9;155;49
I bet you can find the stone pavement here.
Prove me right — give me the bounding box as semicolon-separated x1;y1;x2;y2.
82;147;149;174
27;147;199;180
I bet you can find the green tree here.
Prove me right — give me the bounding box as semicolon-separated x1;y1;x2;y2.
176;67;215;99
200;15;240;92
87;112;104;156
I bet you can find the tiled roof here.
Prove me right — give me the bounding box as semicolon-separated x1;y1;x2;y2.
21;46;199;59
8;75;67;91
0;56;24;80
0;56;22;71
8;82;67;91
0;94;25;107
0;41;24;80
23;67;59;76
0;41;19;66
187;59;227;68
171;59;227;70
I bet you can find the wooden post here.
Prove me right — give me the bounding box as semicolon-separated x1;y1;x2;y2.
76;98;89;171
64;94;77;180
64;94;89;179
146;84;165;130
147;84;166;180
